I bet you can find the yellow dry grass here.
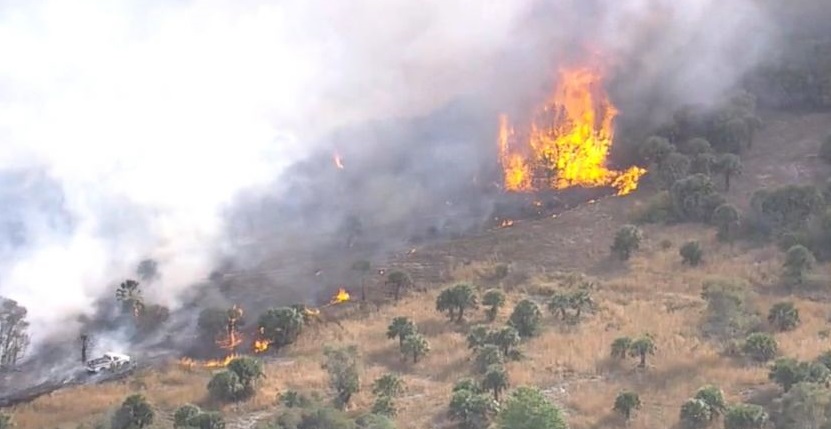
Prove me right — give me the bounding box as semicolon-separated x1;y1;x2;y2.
7;220;831;429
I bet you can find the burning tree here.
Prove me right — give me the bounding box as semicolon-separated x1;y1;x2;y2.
116;279;144;317
498;66;646;196
256;307;304;354
0;298;29;368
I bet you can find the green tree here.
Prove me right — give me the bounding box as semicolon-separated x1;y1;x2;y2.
449;387;497;429
227;356;264;396
386;317;416;348
323;345;361;409
670;174;724;222
743;332;778;362
767;302;800;331
613;391;642;421
436;288;458;322
258;307;304;353
481;364;509;401
386;271;412;302
769;358;805;392
713;204;740;242
467;325;490;351
436;283;479;323
112;394;154;429
482;289;506;322
356;414;396;429
783;244;815;287
508;300;542;338
174;404;201;428
693;385;726;420
756;185;824;231
611;337;632;360
489;326;521;358
0;298;29;368
351;260;371;302
208;370;244;402
724;404;768;429
680;241;703;266
401;333;430;364
682;138;713;156
187;412;225;429
817;350;831;371
371;396;397;418
547;293;570;320
453;378;484;394
611;225;643;261
679;398;711;429
700;279;759;339
773;382;831;429
657;152;692;189
569;290;593;319
690;153;716;176
372;374;405;398
474;344;504;374
639;136;675;165
715;153;742;191
497;386;567;429
629;335;656;368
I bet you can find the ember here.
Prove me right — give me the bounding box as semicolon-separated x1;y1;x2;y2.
333;152;344;169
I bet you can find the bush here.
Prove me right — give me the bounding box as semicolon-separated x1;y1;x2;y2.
508;299;542;338
323;345;361;409
613;391;642;420
482;289;506;322
700;279;760;338
0;414;10;429
743;332;778;362
713;204;741;242
208;371;244;402
754;185;824;231
656;152;691;190
112;394;154;429
680;241;703;266
783;244;816;287
669;174;724;223
474;345;504;374
679;398;711;429
611;225;643;261
767;302;800;331
724;403;768;429
772;382;831;429
174;404;201;428
497;386;567;429
448;387;497;429
768;358;831;391
639;135;675;165
274;405;357;429
693;385;726;419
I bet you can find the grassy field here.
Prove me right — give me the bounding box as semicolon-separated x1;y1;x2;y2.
6;110;831;429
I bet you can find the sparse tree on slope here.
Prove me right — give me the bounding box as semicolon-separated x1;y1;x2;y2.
481;364;509;401
713;204;740;242
767;302;800;332
783;245;815;287
401;333;430;364
0;298;29;368
112;394;154;429
629;335;656;368
611;337;632;360
386;271;412;302
386;317;415;348
613;391;642;421
508;299;542;338
323;345;361;409
612;225;643;261
482;289;506;322
716;153;742;191
257;307;304;353
497;386;567;429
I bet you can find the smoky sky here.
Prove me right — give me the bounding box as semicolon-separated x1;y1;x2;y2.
0;0;775;348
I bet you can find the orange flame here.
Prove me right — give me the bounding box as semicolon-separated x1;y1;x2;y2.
498;66;645;196
253;339;270;353
500;219;515;228
334;153;344;169
179;354;238;369
330;288;350;305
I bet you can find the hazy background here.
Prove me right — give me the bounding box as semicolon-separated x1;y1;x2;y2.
0;0;775;351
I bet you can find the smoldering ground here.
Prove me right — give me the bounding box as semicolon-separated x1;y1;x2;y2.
0;0;779;380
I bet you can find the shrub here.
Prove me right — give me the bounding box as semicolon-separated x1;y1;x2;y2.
474;344;504;374
449;387;497;429
610;337;632;359
482;289;506;322
657;152;692;190
497;386;567;429
639;135;675;165
112;394;154;429
611;225;643;261
208;371;244;402
724;404;768;429
669;174;724;223
700;279;760;338
613;391;642;421
783;244;816;287
754;185;824;231
767;302;800;331
435;283;478;323
679;398;711;429
693;385;726;419
680;241;703;266
769;358;831;392
743;332;778;362
323;345;361;409
508;299;542;338
713;204;741;242
174;404;201;428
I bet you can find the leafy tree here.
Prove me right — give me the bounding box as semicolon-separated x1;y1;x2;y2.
174;404;201;428
372;374;405;398
112;394;154;429
401;333;430;364
547;293;570;320
690;152;716;176
370;396;397;418
682;138;713;156
679;398;711;429
386;271;412;302
724;404;768;429
767;302;800;331
768;358;831;392
280;390;314;408
611;337;632;360
227;356;264;396
258;307;304;353
639;135;675;165
489;326;521;358
386;317;415;348
783;244;815;287
713;204;741;242
481;364;509;401
613;391;641;421
611;225;643;261
136;259;159;283
323;345;361;409
208;370;244;402
657;152;692;189
187;412;225;429
508;300;542;338
820;135;831;164
356;414;396;429
715;153;742;191
482;289;506;322
436;288;458;322
743;332;778;362
475;344;504;374
467;325;490;351
497;386;567;429
569;290;593;319
680;241;703;266
351;260;371;302
453;378;484;394
693;385;726;420
115;279;144;317
669;174;724;223
436;283;479;323
0;298;29;368
275;405;357;429
755;185;824;231
629;335;656;368
773;382;831;429
816;350;831;371
449;387;497;429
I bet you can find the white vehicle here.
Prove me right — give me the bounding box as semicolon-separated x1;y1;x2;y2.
85;352;131;373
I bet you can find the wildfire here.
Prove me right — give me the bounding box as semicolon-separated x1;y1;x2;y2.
500;219;515;228
498;66;646;196
334;152;344;169
330;288;350;305
179;354;238;369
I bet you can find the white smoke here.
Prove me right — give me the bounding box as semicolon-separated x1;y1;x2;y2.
0;0;773;347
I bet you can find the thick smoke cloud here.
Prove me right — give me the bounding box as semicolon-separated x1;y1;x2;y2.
0;0;773;349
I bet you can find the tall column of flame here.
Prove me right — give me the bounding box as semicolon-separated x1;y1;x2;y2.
498;67;645;196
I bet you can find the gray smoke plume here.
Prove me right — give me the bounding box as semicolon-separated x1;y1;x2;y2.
0;0;775;351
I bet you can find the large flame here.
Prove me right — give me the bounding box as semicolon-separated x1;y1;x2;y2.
498;66;645;196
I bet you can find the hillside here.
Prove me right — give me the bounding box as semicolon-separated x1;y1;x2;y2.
5;109;831;429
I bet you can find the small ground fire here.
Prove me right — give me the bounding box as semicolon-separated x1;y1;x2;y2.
498;66;646;196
